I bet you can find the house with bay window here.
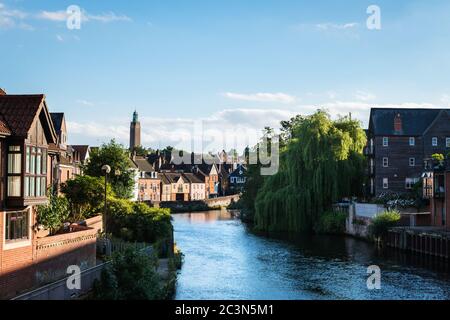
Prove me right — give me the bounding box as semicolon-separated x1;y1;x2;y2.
0;92;97;299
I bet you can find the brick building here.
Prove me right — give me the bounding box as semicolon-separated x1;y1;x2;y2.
0;91;97;299
366;108;450;196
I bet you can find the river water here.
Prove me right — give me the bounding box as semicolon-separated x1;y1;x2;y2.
173;210;450;300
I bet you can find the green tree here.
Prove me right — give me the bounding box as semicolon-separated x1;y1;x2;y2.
61;175;113;220
36;191;71;235
252;110;366;233
84;140;135;199
93;248;162;300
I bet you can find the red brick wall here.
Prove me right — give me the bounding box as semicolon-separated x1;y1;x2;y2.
0;209;97;299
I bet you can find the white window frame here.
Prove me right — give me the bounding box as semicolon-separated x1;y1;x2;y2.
383;157;389;168
432;137;438;147
3;208;32;251
446;137;450;148
383;178;389;189
409;137;415;146
409;158;415;167
383;137;389;147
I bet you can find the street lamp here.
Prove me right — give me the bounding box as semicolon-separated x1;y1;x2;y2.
101;165;111;234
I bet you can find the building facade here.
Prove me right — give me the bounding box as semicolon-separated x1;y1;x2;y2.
0;92;97;299
366;108;450;196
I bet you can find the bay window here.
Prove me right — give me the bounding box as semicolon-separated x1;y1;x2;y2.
25;146;47;197
7;146;21;197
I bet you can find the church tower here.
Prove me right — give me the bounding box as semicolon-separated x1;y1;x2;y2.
130;110;141;150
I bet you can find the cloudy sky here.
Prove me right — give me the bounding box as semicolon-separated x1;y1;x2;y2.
1;0;450;152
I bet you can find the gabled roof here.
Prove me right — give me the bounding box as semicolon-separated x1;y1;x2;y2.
183;173;203;184
369;108;449;136
71;145;90;160
133;156;155;172
50;112;64;136
0;94;57;142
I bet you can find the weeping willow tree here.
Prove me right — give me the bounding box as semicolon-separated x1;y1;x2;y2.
254;110;366;233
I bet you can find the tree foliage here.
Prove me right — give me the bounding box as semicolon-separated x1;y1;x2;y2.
61;175;113;220
107;198;173;243
36;191;70;235
93;248;163;300
252;110;366;233
84;140;135;199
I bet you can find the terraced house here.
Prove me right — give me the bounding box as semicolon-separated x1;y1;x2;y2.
0;91;97;299
366;108;450;197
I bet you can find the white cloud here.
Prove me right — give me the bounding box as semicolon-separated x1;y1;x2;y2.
316;22;359;31
37;10;67;22
67;101;445;152
37;10;131;23
440;94;450;107
76;99;95;106
0;2;31;30
222;92;297;104
354;91;376;101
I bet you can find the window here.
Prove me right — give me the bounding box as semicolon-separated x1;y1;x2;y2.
405;178;419;190
383;137;389;147
432;137;438;146
5;210;29;241
383;157;389;167
409;137;415;146
446;137;450;148
25;146;47;197
383;178;389;189
409;158;415;167
7;145;22;197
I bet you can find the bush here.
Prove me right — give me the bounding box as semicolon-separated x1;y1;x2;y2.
314;211;347;234
92;248;163;300
61;175;113;220
369;210;401;239
107;198;172;243
36;192;70;235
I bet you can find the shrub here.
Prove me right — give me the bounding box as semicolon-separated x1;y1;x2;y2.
107;198;172;243
36;192;70;235
369;210;401;239
92;248;163;300
61;175;113;220
314;211;347;234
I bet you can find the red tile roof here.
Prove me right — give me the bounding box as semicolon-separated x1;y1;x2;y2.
0;94;45;136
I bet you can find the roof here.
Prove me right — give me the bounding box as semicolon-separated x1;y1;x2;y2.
183;173;203;184
0;94;57;142
369;108;449;136
160;172;183;184
50;112;64;136
71;145;90;160
133;157;155;172
0;114;11;136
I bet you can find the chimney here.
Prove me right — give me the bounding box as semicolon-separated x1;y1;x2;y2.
394;113;402;132
0;88;6;95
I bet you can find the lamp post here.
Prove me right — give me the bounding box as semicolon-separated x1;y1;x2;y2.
101;165;111;234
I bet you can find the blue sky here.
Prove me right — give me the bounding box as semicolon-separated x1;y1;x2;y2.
1;0;450;152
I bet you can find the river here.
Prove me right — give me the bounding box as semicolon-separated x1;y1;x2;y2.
173;210;450;300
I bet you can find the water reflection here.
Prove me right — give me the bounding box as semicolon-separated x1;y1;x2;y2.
173;210;450;300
